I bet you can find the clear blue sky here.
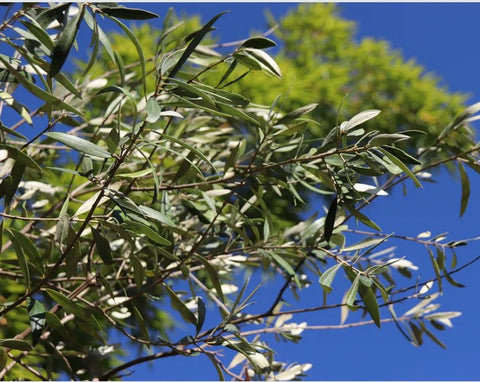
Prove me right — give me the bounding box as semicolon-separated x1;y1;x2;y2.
110;3;480;380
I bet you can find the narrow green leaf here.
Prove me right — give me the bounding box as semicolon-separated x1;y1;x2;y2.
276;103;318;125
92;228;114;265
344;266;380;326
196;255;225;303
45;312;68;339
0;122;27;140
117;168;152;179
36;3;70;29
215;101;261;126
443;270;465;288
27;298;46;346
234;48;282;78
217;59;238;88
323;196;337;242
164;284;197;325
420;321;447;349
244;47;282;78
341;109;381;131
458;161;470;217
241;37;276;49
169;11;228;79
10;229;44;274
44;288;93;322
348;207;381;231
101;6;159;20
319;263;341;293
409;322;423;346
6;229;30;288
0;348;6;370
4;162;25;206
108;17;147;96
205;352;225;381
382;145;422;165
378;147;422;188
130;254;145;290
358;282;380;327
45;132;111;159
343;237;386;252
427;248;442;293
21;19;55;52
344;272;360;308
368;133;410;147
83;8;115;63
0;176;12;200
269;251;299;286
131;304;150;345
124;220;172;246
50;5;85;77
0;339;32;351
196;297;206;334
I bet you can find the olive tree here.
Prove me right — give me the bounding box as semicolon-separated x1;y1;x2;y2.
0;3;478;380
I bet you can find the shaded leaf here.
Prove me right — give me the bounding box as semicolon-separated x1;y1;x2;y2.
44;288;94;323
6;229;30;288
196;297;206;335
0;348;6;370
323;195;337;242
101;6;158;20
130;254;145;289
428;248;443;293
164;284;197;325
241;36;276;49
0;339;32;351
50;5;85;77
92;228;114;265
458;161;470;217
27;298;46;346
196;255;225;303
123;220;172;246
4;162;25;206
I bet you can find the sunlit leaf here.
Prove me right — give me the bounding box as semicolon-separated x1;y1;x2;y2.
46;132;111;159
319;263;341;294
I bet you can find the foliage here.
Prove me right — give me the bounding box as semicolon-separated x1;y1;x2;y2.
0;3;478;380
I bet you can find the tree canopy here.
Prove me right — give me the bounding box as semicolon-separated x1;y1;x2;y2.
0;3;479;380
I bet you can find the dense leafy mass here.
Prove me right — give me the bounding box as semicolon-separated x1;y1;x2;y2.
0;3;478;380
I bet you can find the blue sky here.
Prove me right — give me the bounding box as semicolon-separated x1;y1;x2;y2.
113;3;480;380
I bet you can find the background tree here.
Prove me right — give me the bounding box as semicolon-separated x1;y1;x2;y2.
0;3;478;380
